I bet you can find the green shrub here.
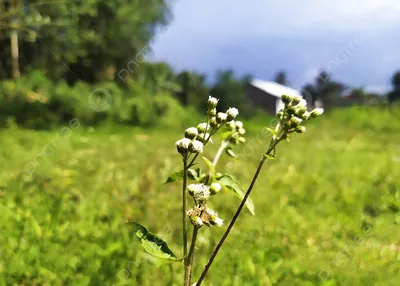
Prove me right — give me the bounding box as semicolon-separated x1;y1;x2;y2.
0;72;200;129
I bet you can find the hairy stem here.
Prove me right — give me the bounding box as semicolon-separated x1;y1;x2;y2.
195;138;281;285
182;157;188;259
185;226;199;286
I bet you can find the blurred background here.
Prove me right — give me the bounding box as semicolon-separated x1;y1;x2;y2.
0;0;399;285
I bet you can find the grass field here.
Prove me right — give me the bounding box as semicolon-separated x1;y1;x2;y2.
1;106;400;286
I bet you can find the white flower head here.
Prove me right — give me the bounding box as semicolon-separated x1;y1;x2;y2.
226;107;239;120
175;138;191;155
212;216;224;227
187;183;210;202
189;140;204;153
238;128;246;135
210;182;222;195
184;127;198;140
207;96;219;110
216;112;228;123
206;208;223;227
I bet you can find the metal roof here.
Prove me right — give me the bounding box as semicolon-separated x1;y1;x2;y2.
249;79;302;98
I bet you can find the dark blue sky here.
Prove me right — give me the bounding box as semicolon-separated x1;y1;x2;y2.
149;0;400;93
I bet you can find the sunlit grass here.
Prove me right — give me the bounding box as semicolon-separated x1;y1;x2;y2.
1;106;400;285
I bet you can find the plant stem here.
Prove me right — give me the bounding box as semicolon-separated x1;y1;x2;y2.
187;125;225;168
185;226;199;286
195;138;281;285
212;141;228;168
182;157;188;259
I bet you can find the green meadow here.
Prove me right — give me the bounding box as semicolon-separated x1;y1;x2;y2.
1;106;400;286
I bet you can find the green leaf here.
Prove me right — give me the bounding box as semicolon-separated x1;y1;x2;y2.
202;157;215;176
265;127;277;137
165;168;200;184
220;131;232;140
164;170;184;184
127;221;182;262
217;175;255;215
225;147;237;158
187;169;198;180
263;153;275;160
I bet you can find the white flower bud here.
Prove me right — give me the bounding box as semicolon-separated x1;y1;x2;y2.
190;216;204;227
209;108;217;117
300;111;310;120
209;117;218;128
310;108;324;118
226;107;239;121
227;120;236;129
175;138;191;155
184;127;198;140
291;96;301;105
281;94;293;104
235;121;243;129
197;122;209;133
189;140;204;153
291;117;302;126
216;112;228;123
197;133;212;144
299;98;307;107
295;126;306;133
238;128;246;135
210;182;222;195
207;96;219;110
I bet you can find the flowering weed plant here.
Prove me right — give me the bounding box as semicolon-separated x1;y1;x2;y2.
127;94;323;285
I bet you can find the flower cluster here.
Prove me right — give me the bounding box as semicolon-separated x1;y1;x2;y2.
187;205;223;228
225;120;246;145
175;96;240;156
175;137;204;155
177;96;241;229
276;94;324;136
208;96;239;128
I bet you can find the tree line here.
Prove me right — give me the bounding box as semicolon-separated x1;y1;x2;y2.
1;1;399;129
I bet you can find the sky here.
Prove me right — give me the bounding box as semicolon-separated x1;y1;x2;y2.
149;0;400;93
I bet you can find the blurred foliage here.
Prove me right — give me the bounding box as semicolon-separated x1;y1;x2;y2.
0;0;170;81
1;106;400;285
0;71;196;129
388;71;400;106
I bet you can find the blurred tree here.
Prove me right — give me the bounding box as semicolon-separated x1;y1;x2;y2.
0;0;170;82
134;62;180;94
175;70;208;108
302;70;347;108
388;71;400;105
273;70;288;85
210;69;253;116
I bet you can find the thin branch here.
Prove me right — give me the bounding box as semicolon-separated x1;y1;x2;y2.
195;137;282;285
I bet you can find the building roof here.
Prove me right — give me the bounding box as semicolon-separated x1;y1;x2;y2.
249;79;302;99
